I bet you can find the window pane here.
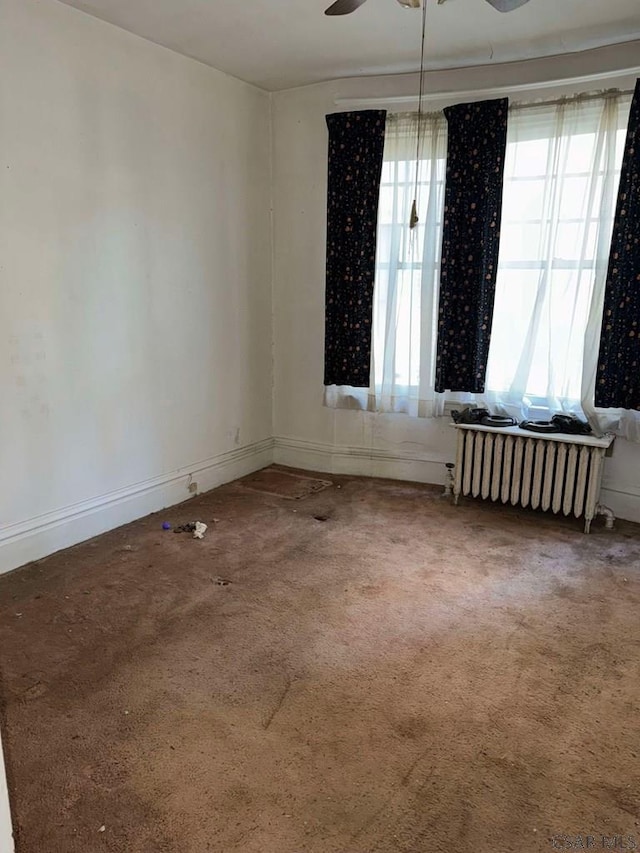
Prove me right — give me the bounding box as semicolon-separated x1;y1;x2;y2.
566;131;599;173
557;175;592;219
378;186;395;225
507;137;550;177
503;178;545;221
486;269;540;392
499;223;545;263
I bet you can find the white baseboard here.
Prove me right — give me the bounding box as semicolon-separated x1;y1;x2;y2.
0;438;274;577
0;731;13;853
273;435;449;486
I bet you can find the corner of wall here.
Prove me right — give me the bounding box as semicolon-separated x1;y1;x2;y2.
268;90;277;444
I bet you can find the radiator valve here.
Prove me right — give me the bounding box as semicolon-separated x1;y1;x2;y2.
444;462;455;497
596;504;615;530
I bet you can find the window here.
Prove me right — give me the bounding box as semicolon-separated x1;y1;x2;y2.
484;97;629;414
371;112;447;417
375;134;446;398
326;91;633;431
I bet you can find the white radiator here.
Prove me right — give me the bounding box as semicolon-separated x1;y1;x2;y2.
452;424;615;533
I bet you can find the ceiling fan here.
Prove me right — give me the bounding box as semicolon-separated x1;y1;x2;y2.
325;0;530;15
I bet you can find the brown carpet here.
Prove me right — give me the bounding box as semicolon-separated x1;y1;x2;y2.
1;467;639;853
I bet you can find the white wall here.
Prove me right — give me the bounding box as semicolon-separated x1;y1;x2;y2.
271;44;640;523
0;0;274;574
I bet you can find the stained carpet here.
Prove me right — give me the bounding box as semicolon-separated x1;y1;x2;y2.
0;468;639;853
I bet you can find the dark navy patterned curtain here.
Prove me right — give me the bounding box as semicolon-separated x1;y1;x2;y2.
435;98;509;393
595;79;640;410
324;110;386;387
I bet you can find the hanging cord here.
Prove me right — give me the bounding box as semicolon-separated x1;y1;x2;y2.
409;0;428;230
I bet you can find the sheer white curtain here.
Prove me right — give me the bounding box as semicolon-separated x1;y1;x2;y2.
477;92;639;439
324;111;447;416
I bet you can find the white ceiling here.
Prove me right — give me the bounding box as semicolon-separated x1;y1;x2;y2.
57;0;640;91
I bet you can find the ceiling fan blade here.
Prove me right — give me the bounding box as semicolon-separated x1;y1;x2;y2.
484;0;531;11
396;0;421;8
324;0;368;15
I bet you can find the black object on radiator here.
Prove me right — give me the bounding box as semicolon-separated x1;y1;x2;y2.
519;414;592;436
451;407;516;428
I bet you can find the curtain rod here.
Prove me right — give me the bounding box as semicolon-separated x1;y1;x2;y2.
382;87;635;121
510;87;635;112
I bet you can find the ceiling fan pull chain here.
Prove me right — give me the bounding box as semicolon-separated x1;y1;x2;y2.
409;0;428;230
409;198;419;230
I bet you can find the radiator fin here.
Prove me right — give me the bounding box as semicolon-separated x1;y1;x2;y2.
521;439;535;508
541;442;556;511
511;438;524;506
563;445;578;516
552;444;567;514
491;435;504;502
472;432;484;498
531;440;545;510
463;431;474;496
501;437;513;504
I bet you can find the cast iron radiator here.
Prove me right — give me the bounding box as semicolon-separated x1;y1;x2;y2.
452;424;615;533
